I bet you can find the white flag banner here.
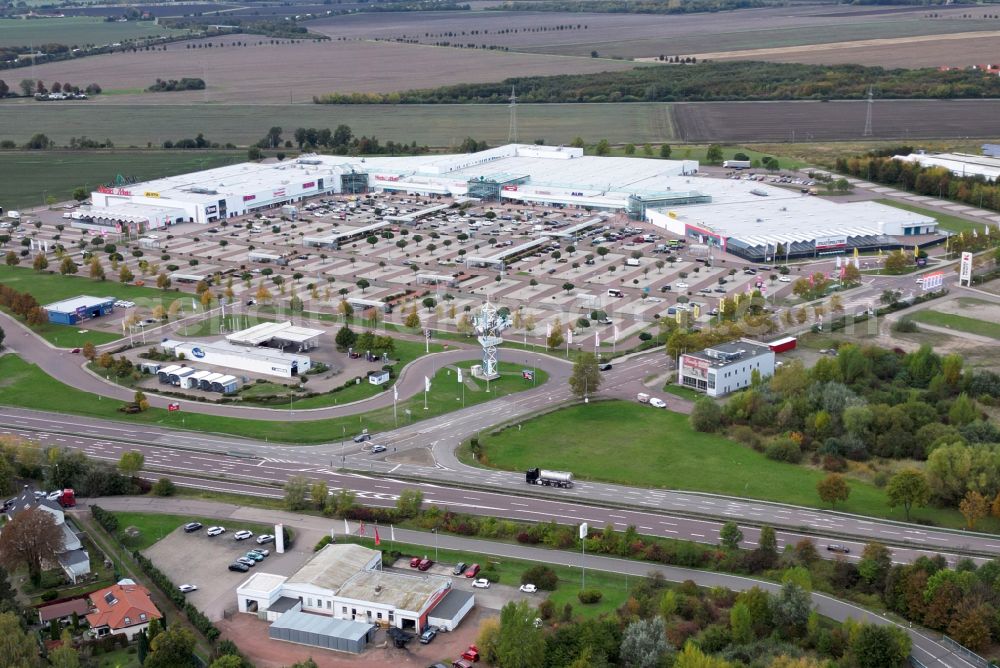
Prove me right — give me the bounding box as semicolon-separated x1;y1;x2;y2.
546;322;552;338
567;328;573;345
391;525;396;542
457;367;463;383
424;376;431;392
191;298;197;310
613;325;620;342
595;332;600;348
393;385;398;401
344;519;349;535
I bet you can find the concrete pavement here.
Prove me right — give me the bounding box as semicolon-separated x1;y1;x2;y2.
82;497;977;668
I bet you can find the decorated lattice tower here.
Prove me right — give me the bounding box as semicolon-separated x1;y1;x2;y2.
473;299;510;380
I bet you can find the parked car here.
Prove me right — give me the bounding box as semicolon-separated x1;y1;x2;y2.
228;562;249;572
471;578;490;589
236;557;256;568
244;552;264;562
207;526;226;537
462;645;481;661
598;363;612;371
519;584;538;593
827;544;851;554
183;522;203;533
464;564;480;578
649;397;667;408
778;276;792;283
418;558;433;571
353;432;371;443
410;556;422;568
419;627;437;644
675;282;689;290
256;534;274;545
234;530;253;541
250;548;269;557
452;562;467;576
178;584;198;593
70;348;81;354
370;444;387;454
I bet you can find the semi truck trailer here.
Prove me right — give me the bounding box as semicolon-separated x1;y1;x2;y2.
525;468;574;488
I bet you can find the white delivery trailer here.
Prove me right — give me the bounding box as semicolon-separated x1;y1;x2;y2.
525;468;574;488
723;160;752;169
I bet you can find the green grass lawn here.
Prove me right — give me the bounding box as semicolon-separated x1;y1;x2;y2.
662;384;700;400
93;648;141;668
470;400;981;530
0;151;245;210
0;355;547;444
876;199;982;234
908;309;1000;340
111;511;274;551
341;537;628;620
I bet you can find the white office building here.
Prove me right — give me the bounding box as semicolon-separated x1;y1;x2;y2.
678;339;775;398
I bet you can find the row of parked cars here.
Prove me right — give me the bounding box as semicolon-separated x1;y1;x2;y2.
181;522;276;572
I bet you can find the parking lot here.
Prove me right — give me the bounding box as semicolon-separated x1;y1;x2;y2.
144;523;314;621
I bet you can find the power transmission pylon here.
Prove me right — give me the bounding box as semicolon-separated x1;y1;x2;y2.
863;85;874;137
507;86;518;144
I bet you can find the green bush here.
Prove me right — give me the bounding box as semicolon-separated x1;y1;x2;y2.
314;535;333;552
41;590;58;601
577;589;603;604
521;565;559;591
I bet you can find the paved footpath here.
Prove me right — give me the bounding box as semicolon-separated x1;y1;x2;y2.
86;497;974;668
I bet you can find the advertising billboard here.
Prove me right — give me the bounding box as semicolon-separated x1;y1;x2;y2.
960;251;973;285
681;355;710;382
815;235;848;250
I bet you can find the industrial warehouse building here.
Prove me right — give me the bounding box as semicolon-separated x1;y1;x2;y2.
678;340;776;398
81;144;937;257
225;321;324;352
160;339;311;378
43;295;116;325
236;544;473;654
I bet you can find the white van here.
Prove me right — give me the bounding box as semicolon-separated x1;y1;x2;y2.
7;211;21;220
625;258;640;267
607;288;624;298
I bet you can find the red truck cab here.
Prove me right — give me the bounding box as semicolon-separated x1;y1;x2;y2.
58;489;76;508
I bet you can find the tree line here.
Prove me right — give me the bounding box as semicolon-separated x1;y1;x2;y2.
315;61;1000;105
0;78;102;98
489;0;770;14
250;124;430;156
147;77;205;92
837;148;1000;214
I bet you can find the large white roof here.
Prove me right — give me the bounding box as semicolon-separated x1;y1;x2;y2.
895;152;1000;181
226;321;323;346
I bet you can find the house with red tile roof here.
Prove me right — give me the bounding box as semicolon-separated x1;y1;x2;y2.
85;579;162;641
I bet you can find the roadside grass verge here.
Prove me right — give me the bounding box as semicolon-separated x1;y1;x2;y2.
0;355;546;444
908;309;1000;340
876;199;981;234
464;400;982;530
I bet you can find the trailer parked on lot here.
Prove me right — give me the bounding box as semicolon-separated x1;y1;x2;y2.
525;468;574;488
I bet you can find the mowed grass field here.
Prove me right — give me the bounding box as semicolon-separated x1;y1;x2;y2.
876;200;983;235
0;355;546;443
0;150;245;210
0;103;676;148
0;16;182;48
908;310;1000;340
473;401;980;529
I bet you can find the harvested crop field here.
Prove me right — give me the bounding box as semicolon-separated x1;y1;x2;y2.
674;100;1000;143
0;101;676;147
309;5;1000;63
17;36;634;103
694;31;1000;68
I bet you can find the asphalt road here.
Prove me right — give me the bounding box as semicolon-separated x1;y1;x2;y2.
1;414;989;567
82;497;979;668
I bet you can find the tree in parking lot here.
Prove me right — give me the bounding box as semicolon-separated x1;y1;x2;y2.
156;272;170;290
59;256;78;275
283;475;309;511
546;317;564;350
403;305;421;329
706;144;724;164
255;281;273;305
4;251;17;267
32;253;48;272
119;265;134;284
356;278;370;293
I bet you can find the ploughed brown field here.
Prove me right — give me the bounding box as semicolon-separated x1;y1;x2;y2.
310;5;1000;65
16;35;634;104
674;100;1000;143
